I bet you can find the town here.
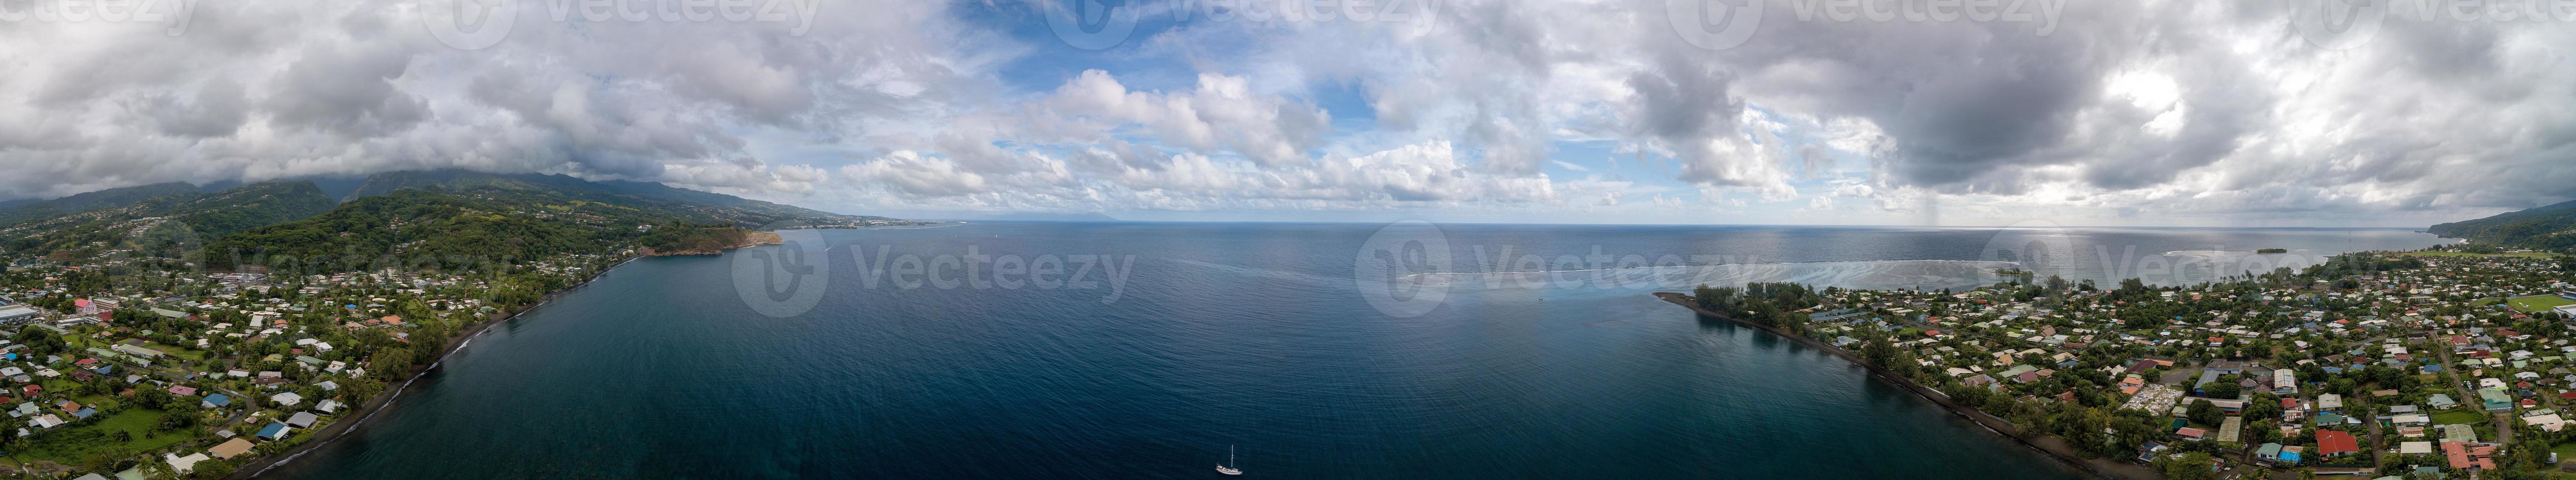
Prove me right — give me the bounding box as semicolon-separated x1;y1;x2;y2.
0;250;631;479
1685;251;2576;480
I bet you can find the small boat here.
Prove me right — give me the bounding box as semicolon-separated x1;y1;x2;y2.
1215;444;1243;475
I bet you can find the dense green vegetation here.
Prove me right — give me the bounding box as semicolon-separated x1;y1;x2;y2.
0;182;199;227
637;223;758;253
205;189;663;272
205;174;866;273
3;170;894;275
2427;198;2576;252
1690;282;1822;333
0;181;338;260
349;170;890;227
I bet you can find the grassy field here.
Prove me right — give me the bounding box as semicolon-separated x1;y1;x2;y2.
13;409;186;464
2510;295;2576;312
2433;410;2489;425
2402;251;2559;259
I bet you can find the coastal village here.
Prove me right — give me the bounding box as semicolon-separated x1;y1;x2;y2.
1682;250;2576;480
0;250;631;479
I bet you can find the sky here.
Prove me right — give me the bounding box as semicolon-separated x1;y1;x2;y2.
0;0;2572;227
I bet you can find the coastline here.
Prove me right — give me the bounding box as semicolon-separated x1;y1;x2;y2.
225;255;647;479
1652;292;2164;480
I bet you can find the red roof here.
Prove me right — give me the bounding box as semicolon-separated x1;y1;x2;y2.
2176;427;2206;439
2317;431;2360;456
2445;441;2497;470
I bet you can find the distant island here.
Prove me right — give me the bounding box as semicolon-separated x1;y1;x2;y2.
2254;248;2287;254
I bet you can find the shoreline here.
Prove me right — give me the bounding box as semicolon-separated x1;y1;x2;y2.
1652;292;2164;480
225;255;646;479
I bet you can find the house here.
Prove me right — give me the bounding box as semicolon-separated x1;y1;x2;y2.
271;392;302;407
201;394;230;409
255;423;291;440
166;385;198;396
2176;427;2207;440
2401;441;2434;455
2317;393;2344;411
2317;430;2360;456
208;438;256;459
284;411;319;428
2256;443;2285;464
2479;387;2513;411
2430;394;2459;409
2444;441;2498;470
163;452;208;475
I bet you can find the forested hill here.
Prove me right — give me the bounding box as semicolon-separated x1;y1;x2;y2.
0;182;200;227
5;170;905;272
0;181;338;261
202;182;875;272
345;170;892;227
2428;198;2576;252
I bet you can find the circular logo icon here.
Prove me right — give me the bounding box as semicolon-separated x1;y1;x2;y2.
1978;219;2078;278
1353;220;1453;318
1045;0;1140;51
731;229;831;318
1666;0;1764;51
2293;0;2384;50
422;0;519;50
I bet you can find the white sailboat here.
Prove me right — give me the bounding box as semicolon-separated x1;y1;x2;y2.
1215;444;1243;476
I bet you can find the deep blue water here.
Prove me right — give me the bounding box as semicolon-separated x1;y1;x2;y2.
258;223;2447;479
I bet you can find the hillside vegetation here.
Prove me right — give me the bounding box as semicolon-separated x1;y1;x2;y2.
0;181;338;260
2429;198;2576;252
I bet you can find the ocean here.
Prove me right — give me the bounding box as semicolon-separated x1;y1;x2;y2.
255;222;2448;479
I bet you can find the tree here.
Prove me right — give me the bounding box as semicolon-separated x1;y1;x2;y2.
371;347;413;380
2187;400;2224;427
2202;381;2240;400
2159;452;2217;480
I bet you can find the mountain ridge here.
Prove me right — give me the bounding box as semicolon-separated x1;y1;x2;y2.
2427;198;2576;251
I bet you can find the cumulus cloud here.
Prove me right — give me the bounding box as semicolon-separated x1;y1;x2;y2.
1;0;2569;226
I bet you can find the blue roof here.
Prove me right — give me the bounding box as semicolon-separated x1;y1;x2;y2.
257;423;288;438
203;394;230;407
71;408;94;419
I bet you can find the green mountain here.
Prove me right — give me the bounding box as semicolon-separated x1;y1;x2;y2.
0;181;339;260
204;182;831;272
347;170;890;226
2428;198;2576;251
0;182;201;227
